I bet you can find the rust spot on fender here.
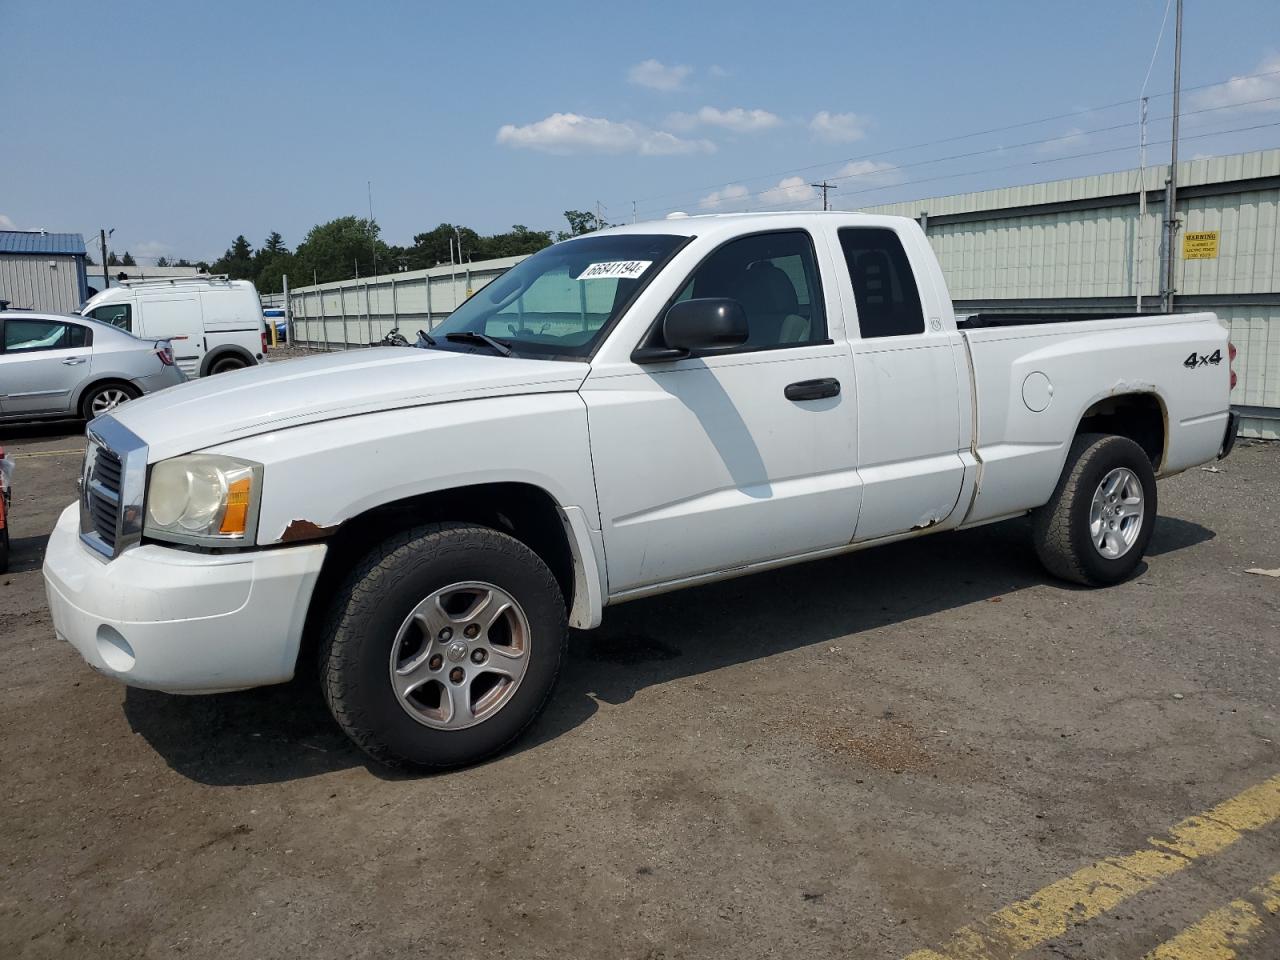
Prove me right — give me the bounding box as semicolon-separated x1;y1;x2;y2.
280;519;338;543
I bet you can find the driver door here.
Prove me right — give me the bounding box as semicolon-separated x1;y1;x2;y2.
583;229;861;594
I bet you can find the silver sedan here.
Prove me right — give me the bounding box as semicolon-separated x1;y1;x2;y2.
0;311;185;423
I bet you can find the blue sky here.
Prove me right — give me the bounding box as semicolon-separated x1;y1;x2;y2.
3;0;1279;265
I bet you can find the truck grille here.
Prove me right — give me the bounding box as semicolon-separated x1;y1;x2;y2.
86;447;123;550
78;420;148;559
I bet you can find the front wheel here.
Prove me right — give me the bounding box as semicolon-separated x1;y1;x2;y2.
319;523;567;770
1031;433;1158;586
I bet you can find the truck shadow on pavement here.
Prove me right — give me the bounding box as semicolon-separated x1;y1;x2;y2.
121;515;1214;786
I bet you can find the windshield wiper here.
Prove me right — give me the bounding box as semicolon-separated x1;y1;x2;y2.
444;331;512;357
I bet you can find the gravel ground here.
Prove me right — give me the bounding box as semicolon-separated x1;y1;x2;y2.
1;421;1278;960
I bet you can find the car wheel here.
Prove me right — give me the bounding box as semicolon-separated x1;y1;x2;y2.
1031;432;1158;586
0;525;9;575
81;383;140;421
209;356;248;374
320;522;567;770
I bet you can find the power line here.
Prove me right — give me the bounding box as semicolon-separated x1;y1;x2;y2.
618;65;1280;216
647;99;1280;218
717;118;1280;215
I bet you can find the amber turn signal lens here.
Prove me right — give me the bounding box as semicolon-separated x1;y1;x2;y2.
219;477;252;535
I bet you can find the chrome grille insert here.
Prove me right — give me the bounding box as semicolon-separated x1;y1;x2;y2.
79;418;148;560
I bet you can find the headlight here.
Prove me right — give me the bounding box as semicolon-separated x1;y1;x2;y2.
144;454;263;546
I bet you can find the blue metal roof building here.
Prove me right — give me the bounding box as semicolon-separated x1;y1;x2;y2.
0;230;89;312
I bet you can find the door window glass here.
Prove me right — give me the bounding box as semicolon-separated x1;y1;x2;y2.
88;303;132;332
4;320;74;353
837;227;925;338
673;231;826;350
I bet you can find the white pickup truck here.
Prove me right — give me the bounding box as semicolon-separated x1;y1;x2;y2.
44;212;1238;770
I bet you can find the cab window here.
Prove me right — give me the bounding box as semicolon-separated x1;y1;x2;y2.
672;230;827;350
837;227;925;338
88;303;132;332
3;319;88;353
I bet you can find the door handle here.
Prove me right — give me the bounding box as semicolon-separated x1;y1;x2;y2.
784;377;841;401
61;357;88;365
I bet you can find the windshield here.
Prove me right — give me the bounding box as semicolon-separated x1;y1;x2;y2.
430;233;686;359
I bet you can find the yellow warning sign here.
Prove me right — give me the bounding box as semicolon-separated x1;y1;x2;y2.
1183;230;1219;259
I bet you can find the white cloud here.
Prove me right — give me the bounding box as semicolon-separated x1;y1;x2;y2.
835;159;903;187
668;106;782;133
628;59;692;91
709;64;730;78
1036;126;1088;155
0;214;15;229
809;110;868;143
699;184;750;209
496;113;714;156
131;240;173;261
1190;54;1280;113
758;176;818;208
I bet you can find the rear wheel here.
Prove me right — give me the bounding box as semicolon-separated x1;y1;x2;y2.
80;382;139;421
1032;433;1157;586
319;523;567;770
209;356;247;374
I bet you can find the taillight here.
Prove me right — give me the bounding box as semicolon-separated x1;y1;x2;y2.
261;330;269;352
155;343;174;366
1229;340;1238;391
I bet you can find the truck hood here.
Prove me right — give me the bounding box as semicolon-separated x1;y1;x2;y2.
108;348;589;461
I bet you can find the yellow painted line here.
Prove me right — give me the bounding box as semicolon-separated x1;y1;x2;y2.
8;448;83;459
903;773;1280;960
1144;870;1280;959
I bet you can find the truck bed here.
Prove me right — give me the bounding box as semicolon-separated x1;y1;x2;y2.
957;312;1172;330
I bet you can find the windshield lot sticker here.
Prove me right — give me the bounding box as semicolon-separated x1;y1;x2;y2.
578;260;652;280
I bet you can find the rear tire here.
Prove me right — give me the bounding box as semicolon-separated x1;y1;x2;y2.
319;523;567;770
1032;433;1157;586
209;356;247;374
80;382;140;421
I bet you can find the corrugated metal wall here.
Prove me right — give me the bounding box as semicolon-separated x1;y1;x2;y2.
863;149;1280;438
0;253;84;313
285;257;526;348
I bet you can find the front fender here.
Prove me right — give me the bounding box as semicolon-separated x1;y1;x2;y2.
206;393;607;627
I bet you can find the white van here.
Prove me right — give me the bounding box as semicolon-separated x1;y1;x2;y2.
81;277;267;377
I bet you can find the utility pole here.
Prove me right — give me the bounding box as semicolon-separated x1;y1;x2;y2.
367;179;378;282
99;229;109;290
809;181;837;211
632;200;637;224
1136;96;1149;313
1162;0;1184;313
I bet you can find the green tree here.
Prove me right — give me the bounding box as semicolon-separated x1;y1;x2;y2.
408;223;483;270
477;225;554;259
121;251;136;267
107;252;120;266
155;256;170;267
175;258;193;267
211;235;254;280
262;231;287;255
293;216;389;285
558;210;610;240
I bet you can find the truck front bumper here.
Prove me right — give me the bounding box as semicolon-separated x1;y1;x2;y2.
43;503;326;693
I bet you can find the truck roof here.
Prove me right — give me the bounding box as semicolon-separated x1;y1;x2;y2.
592;209;911;240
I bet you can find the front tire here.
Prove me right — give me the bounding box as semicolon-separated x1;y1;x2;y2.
320;523;567;770
80;382;140;421
1032;433;1157;586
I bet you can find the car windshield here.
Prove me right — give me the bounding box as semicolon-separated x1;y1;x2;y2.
429;233;686;359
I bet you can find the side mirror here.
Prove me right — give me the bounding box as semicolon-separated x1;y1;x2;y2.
665;298;748;352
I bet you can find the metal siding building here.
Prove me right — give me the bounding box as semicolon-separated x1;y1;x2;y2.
0;231;89;313
862;149;1280;438
286;257;527;348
